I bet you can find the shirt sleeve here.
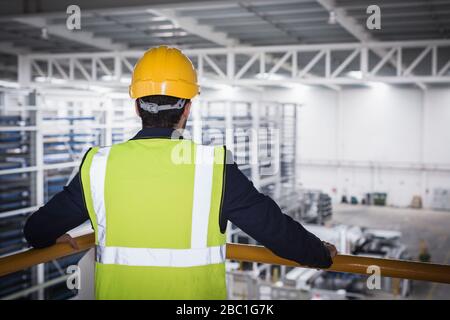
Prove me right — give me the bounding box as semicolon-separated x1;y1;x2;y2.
23;173;89;248
221;154;332;268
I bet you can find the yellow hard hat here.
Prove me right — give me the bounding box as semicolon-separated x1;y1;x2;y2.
129;46;199;100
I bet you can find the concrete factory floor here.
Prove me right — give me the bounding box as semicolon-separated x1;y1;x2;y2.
332;204;450;300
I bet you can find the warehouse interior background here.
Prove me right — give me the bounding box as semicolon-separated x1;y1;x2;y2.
0;0;449;300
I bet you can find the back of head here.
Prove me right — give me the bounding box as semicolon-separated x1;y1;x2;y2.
129;46;199;128
136;95;190;128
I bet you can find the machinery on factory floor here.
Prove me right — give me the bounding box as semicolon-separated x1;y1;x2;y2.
297;190;333;225
227;224;411;300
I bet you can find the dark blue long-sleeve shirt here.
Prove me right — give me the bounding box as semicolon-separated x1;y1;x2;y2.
23;128;332;268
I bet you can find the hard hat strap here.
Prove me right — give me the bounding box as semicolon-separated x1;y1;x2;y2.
138;98;186;114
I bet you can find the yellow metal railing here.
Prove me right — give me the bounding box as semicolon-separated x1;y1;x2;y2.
1;233;450;284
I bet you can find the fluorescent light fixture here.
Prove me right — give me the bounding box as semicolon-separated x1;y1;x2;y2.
202;83;233;91
107;92;131;99
101;75;115;81
151;24;176;30
41;27;49;40
347;71;363;79
50;78;68;85
100;75;131;84
34;76;67;84
119;77;131;84
149;16;167;22
154;31;187;37
328;11;337;24
87;85;113;94
145;11;168;22
34;76;47;83
282;82;310;90
368;81;389;91
255;72;285;81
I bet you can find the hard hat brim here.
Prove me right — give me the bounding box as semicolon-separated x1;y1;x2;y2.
129;80;199;100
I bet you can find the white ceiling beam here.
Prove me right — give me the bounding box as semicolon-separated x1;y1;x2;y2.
14;17;127;51
150;8;238;47
315;0;426;90
3;0;302;23
151;8;339;91
316;0;375;43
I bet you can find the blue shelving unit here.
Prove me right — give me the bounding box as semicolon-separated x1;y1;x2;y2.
0;113;33;299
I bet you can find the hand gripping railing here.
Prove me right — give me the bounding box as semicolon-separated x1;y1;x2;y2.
0;233;449;284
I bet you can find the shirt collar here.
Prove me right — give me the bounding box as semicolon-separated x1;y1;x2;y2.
131;127;183;140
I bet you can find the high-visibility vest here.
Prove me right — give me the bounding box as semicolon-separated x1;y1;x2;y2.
80;138;227;300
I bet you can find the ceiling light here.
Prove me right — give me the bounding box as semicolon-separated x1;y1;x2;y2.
101;75;114;81
151;24;175;30
34;76;47;83
41;27;49;40
255;72;285;81
119;77;131;84
155;31;188;37
368;81;389;91
100;75;130;83
202;83;234;91
50;78;68;85
88;85;113;93
282;82;310;90
328;11;337;24
107;92;131;99
34;76;67;84
347;71;363;79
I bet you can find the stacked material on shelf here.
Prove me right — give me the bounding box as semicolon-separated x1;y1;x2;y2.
0;214;28;256
0;115;32;213
365;192;388;206
432;188;450;211
40;116;99;299
44;168;76;202
300;190;333;225
0;106;34;299
111;99;142;144
0;173;31;212
0;213;32;299
191;100;300;248
42;116;99;164
410;195;422;209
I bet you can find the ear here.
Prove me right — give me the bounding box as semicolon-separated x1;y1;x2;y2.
134;100;140;117
182;101;191;118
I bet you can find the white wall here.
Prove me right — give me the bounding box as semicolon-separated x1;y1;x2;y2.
268;85;450;208
200;84;450;208
424;88;450;163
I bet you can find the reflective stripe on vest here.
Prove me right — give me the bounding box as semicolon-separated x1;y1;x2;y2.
89;146;111;247
88;144;225;267
96;245;225;267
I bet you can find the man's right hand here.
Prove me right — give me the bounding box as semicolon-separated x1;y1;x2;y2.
56;233;79;250
323;241;338;259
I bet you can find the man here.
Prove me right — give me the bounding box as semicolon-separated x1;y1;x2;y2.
24;46;337;299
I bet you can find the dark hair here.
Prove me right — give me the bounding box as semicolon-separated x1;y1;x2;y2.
136;95;190;128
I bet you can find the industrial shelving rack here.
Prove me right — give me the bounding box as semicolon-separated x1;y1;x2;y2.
187;99;300;296
0;89;35;299
0;88;300;299
0;88;141;299
188;100;300;246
